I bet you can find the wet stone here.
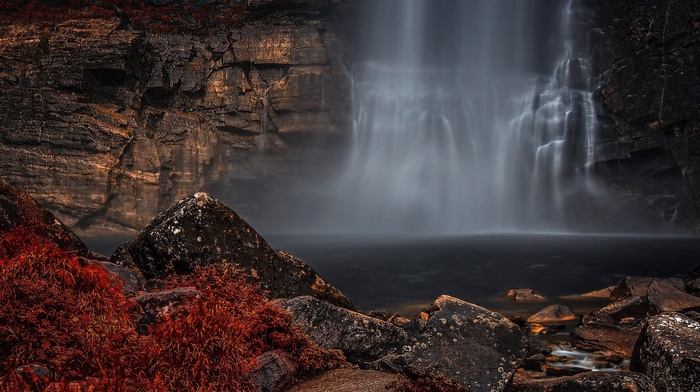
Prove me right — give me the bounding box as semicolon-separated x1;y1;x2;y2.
502;289;546;301
631;312;700;392
374;295;529;392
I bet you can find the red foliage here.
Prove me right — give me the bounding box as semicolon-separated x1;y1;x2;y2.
0;0;247;34
0;228;345;391
144;265;347;390
0;228;148;389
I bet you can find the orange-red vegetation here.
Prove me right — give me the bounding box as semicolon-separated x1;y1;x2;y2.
0;0;246;33
0;227;346;391
0;228;148;390
146;265;347;391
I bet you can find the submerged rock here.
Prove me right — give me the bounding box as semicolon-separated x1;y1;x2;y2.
113;193;353;309
502;289;546;301
527;305;576;324
631;313;700;392
376;295;529;392
510;371;656;392
581;286;615;299
276;296;411;365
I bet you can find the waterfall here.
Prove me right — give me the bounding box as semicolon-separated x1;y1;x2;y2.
308;0;597;234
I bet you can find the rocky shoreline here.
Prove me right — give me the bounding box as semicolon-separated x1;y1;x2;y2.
1;182;698;391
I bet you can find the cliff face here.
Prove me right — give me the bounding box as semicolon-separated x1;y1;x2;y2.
0;0;353;234
582;0;700;230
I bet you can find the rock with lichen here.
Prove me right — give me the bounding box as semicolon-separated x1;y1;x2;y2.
375;295;529;392
631;313;700;392
112;192;354;309
276;295;412;365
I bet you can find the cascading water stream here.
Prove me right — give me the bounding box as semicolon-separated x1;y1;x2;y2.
308;0;597;235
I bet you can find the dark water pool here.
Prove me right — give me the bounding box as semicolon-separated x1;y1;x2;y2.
84;233;700;317
264;233;700;316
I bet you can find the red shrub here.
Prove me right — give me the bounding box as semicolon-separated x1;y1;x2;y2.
145;265;347;390
0;228;345;391
0;228;148;388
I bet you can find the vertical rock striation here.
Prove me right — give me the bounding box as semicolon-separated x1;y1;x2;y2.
0;0;352;234
582;0;700;230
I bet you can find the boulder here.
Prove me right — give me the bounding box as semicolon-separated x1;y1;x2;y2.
113;193;354;309
631;313;700;392
132;287;203;331
691;265;700;280
686;277;700;294
249;350;298;392
610;276;654;300
289;369;403;392
646;279;700;313
510;371;656;391
581;286;614;298
94;260;145;296
0;182;87;255
502;289;546;301
571;317;643;357
14;364;53;385
596;295;656;321
375;295;529;392
276;296;411;365
527;305;576;324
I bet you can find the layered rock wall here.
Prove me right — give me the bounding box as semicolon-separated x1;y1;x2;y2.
0;0;352;234
582;0;700;230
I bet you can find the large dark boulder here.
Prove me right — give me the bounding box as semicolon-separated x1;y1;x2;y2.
631;313;700;392
113;192;353;309
276;296;411;365
510;371;656;392
376;295;529;392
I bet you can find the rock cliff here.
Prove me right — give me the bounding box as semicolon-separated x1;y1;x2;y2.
0;0;353;234
582;0;700;230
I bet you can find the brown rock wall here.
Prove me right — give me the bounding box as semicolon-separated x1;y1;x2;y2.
0;1;352;234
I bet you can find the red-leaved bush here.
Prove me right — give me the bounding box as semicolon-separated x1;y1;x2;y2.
0;227;346;391
144;264;347;391
0;228;150;390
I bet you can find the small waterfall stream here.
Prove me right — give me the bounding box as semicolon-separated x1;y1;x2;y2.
310;0;597;234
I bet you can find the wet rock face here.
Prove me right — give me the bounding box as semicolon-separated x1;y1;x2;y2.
114;192;354;309
581;0;700;230
631;313;700;392
277;296;411;365
378;295;529;392
0;2;352;234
